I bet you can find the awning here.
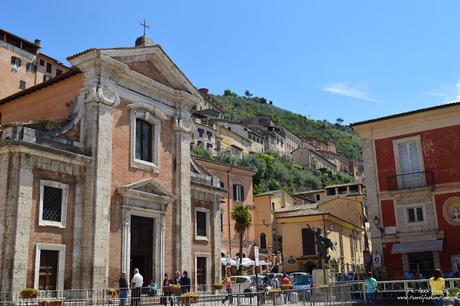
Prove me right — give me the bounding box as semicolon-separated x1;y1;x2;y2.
221;258;237;266
392;240;443;254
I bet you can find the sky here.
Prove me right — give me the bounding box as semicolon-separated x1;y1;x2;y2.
3;0;460;124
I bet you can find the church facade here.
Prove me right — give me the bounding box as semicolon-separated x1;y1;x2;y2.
0;37;225;292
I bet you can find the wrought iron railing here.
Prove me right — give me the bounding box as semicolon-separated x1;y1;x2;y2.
387;170;433;191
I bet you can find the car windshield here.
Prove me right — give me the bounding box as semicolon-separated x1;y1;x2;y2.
292;274;311;285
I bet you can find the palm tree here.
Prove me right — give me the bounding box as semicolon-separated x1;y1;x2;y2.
231;204;252;275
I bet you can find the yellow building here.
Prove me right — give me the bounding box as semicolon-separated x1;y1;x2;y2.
253;190;295;257
218;124;252;157
276;197;367;274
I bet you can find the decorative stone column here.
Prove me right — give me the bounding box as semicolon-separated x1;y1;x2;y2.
174;113;192;273
81;86;119;289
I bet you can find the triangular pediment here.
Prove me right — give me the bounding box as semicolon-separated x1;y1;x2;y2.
102;46;199;97
118;177;176;204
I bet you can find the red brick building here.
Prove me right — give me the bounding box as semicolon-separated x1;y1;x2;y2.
352;102;460;280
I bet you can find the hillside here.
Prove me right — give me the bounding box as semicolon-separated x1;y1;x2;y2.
212;93;362;160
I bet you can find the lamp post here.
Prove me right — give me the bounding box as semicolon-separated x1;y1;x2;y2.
254;243;260;306
373;216;384;234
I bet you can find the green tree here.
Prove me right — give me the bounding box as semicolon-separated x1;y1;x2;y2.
244;90;253;99
231;204;252;275
223;89;237;97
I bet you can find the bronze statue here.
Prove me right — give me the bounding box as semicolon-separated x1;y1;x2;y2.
307;224;336;264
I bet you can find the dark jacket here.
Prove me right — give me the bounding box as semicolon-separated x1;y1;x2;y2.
179;276;191;293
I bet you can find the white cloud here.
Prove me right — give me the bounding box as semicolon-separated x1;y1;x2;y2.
322;82;379;103
426;79;460;103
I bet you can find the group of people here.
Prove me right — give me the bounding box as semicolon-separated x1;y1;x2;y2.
118;269;192;306
364;269;449;306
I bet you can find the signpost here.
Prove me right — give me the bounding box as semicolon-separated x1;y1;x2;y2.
254;245;260;306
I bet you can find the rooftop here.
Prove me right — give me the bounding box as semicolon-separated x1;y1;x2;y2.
351;101;460;127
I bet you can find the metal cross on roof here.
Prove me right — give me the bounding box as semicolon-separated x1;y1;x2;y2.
140;19;150;37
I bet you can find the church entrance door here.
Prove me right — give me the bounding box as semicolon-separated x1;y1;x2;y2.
130;215;154;283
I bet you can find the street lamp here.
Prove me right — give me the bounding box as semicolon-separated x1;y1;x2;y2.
373;216;384;234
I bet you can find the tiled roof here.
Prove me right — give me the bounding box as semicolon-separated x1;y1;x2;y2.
276;208;327;218
351;101;460;127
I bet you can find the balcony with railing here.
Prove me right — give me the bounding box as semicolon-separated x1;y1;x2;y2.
387;170;433;191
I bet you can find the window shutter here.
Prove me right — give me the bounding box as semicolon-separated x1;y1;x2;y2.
241;185;245;201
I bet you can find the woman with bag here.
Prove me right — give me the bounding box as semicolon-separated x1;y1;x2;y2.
365;272;378;306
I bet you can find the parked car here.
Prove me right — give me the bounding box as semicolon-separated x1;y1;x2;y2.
289;272;312;290
230;276;257;295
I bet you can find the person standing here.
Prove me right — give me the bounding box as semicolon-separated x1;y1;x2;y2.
429;269;445;306
364;272;377;306
131;268;144;306
179;271;191;293
222;273;233;304
162;273;172;306
119;272;129;306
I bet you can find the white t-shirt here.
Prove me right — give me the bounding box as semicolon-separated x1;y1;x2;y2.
131;273;144;288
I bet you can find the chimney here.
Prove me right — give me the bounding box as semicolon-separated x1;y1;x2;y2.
34;39;41;47
198;88;209;95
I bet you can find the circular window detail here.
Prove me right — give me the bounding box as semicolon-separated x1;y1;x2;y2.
442;197;460;226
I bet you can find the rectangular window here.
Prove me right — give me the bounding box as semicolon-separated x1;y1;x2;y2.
301;228;316;255
39;59;45;66
39;180;68;227
55;69;63;76
233;184;244;202
46;62;52;73
198;128;204;138
206;143;213;151
11;56;21;67
196;210;208;239
407;207;424;223
26;63;37;72
135;118;153;162
206;131;212;140
43;75;51;82
19;80;26;90
38;250;59;290
315;194;321;202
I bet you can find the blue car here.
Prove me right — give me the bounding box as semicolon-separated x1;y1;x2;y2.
290;272;312;290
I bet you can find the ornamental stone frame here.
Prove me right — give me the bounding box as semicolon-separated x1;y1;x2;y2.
128;103;164;173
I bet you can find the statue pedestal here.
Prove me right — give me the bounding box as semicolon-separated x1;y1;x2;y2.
312;268;334;286
311;268;336;302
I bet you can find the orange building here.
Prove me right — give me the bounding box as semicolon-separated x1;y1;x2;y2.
0;28;69;99
194;158;256;261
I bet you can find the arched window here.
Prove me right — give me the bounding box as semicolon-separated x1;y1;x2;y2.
260;233;267;250
11;56;21;67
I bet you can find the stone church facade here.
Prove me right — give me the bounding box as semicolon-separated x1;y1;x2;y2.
0;38;225;293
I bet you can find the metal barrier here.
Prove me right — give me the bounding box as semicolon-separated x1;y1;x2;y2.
0;285;354;306
2;278;460;306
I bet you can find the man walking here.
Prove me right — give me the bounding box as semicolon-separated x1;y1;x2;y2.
131;268;144;306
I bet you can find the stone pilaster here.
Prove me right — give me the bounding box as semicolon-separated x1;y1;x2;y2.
10;153;34;293
81;86;119;289
174;114;192;273
212;199;222;282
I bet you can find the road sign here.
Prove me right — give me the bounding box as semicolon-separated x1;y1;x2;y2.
372;254;381;267
254;246;260;267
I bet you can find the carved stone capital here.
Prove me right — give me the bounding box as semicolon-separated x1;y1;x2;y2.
85;86;120;106
173;115;192;133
